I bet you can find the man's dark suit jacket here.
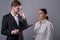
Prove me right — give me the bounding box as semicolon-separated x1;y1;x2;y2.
1;13;28;40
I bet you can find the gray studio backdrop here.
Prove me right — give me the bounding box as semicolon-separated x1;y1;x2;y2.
0;0;60;40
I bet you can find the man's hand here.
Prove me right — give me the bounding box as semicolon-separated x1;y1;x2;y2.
18;11;26;19
32;37;35;40
11;29;19;34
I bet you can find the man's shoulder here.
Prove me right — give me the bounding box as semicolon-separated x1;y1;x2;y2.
3;13;11;18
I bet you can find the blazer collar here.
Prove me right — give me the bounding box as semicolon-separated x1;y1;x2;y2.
9;13;19;27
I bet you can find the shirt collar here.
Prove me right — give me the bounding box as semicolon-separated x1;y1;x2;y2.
11;11;18;17
39;19;47;24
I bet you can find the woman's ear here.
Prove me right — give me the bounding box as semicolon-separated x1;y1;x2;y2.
46;14;48;16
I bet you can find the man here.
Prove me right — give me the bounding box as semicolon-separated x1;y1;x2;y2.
1;0;28;40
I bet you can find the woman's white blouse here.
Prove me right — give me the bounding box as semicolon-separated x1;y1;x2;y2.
34;20;54;40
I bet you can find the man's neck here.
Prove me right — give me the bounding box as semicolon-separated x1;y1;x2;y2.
11;10;17;16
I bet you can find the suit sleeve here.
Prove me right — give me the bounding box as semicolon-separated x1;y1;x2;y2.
21;18;28;31
1;16;12;36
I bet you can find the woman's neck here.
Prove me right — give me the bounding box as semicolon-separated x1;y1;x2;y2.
39;19;45;24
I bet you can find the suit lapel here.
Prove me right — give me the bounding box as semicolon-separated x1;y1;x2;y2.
9;13;19;27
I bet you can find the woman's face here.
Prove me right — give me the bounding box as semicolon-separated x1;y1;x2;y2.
38;10;46;20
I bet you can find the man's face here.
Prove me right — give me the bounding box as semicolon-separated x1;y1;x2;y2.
12;5;22;13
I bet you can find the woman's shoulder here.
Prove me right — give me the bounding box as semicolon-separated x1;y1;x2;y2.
46;20;53;25
46;20;54;29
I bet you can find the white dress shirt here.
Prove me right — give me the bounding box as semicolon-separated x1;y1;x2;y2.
34;19;54;40
11;12;19;26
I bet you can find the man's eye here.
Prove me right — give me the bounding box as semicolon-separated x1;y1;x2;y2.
17;8;19;9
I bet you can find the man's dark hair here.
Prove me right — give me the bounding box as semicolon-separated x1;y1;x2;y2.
11;0;22;7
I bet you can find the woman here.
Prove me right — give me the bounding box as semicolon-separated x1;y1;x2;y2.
33;8;54;40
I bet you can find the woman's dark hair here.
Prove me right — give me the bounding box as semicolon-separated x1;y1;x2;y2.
39;8;49;20
11;0;22;7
